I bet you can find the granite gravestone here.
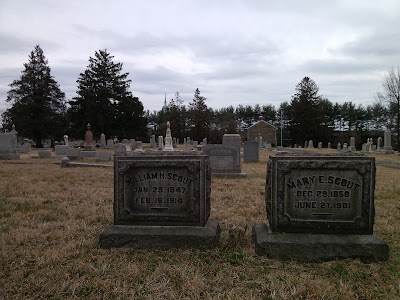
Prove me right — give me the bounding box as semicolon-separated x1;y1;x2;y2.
243;141;259;162
202;144;244;176
253;152;389;262
0;132;19;160
222;134;241;148
99;152;220;249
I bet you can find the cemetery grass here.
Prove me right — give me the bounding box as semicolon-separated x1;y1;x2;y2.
0;150;399;300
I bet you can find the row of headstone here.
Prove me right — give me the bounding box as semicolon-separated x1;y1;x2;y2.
99;134;389;262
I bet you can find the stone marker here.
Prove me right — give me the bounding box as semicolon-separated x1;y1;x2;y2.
63;135;69;146
0;131;20;159
337;143;341;150
163;121;174;151
243;141;259;162
81;150;97;158
377;137;382;151
203;144;244;176
350;137;356;151
100;133;106;147
38;150;52;158
134;141;144;151
328;142;331;149
318;142;322;149
308;140;314;148
54;145;68;158
99;152;220;249
382;130;394;153
222;134;241;148
107;139;114;147
84;123;95;150
158;136;164;150
150;135;156;148
96;151;112;162
65;148;81;160
114;143;127;156
253;152;389;262
130;139;136;150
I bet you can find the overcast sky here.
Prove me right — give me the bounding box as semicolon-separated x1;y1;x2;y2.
0;0;399;113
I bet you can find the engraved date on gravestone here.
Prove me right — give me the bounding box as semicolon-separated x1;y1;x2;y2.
284;170;362;222
123;169;194;218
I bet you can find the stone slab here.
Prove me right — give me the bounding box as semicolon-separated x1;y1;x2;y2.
80;150;97;158
203;144;242;175
243;141;259;162
38;150;52;158
266;153;375;234
253;223;389;262
99;219;220;249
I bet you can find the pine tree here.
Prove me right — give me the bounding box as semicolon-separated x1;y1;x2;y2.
188;88;210;141
68;49;146;139
289;77;324;145
2;45;66;147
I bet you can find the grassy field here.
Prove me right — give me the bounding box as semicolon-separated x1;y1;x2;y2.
0;149;399;299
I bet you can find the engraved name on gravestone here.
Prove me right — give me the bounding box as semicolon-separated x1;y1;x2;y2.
266;154;375;234
114;154;210;226
202;144;241;174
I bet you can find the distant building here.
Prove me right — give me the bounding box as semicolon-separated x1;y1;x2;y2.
247;119;277;146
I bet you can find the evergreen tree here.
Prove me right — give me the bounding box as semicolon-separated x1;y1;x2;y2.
2;45;66;147
289;77;324;145
68;49;146;139
188;88;210;141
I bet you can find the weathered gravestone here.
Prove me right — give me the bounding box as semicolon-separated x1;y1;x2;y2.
222;134;241;148
54;145;69;158
0;132;19;160
96;151;112;162
202;144;244;176
382;130;394;153
99;152;220;248
38;150;52;158
253;152;389;262
243;141;259;162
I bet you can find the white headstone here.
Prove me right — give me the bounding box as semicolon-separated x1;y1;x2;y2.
163;121;174;151
100;133;106;147
382;130;394;153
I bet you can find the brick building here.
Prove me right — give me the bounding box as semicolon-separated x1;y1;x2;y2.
246;120;277;146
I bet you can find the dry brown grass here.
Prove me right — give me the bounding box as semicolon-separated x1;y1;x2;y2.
0;149;399;300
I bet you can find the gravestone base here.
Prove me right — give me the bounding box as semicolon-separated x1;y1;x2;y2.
99;220;220;249
253;223;389;263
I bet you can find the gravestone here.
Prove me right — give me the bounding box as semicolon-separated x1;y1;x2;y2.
308;140;314;148
38;150;52;158
337;143;341;150
264;143;272;149
202;144;244;176
253;152;389;262
66;148;81;160
202;138;207;146
114;143;128;156
135;141;144;151
318;142;322;149
158;136;164;150
222;134;241;149
130;139;136;150
304;141;308;148
150;135;156;148
99;152;220;248
243;141;259;162
377;137;382;151
63;135;69;146
96;151;112;162
163;121;174;151
350;137;356;151
0;132;19;159
328;142;331;149
382;130;394;153
55;145;69;158
100;133;106;147
84;123;95;150
81;150;97;158
107;139;114;147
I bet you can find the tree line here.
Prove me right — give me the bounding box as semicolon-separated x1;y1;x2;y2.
1;45;399;150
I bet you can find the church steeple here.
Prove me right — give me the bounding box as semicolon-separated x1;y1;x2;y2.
162;92;168;111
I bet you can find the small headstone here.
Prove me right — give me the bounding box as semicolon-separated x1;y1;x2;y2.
222;134;241;149
96;151;112;162
107;139;114;147
202;138;207;146
121;139;129;144
55;145;69;158
114;143;127;156
38;150;52;158
163;121;174;151
203;144;244;176
318;142;322;149
304;141;308;148
0;130;19;159
130;139;136;150
253;153;389;262
382;130;394;153
100;133;106;147
84;123;95;150
63;135;69;146
183;138;187;145
172;137;177;148
134;141;144;151
308;140;314;148
243;141;259;162
81;150;97;158
65;148;81;160
150;135;156;148
158;136;164;150
337;143;341;151
264;143;272;149
350;137;356;151
377;137;382;151
328;142;331;149
362;143;367;152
